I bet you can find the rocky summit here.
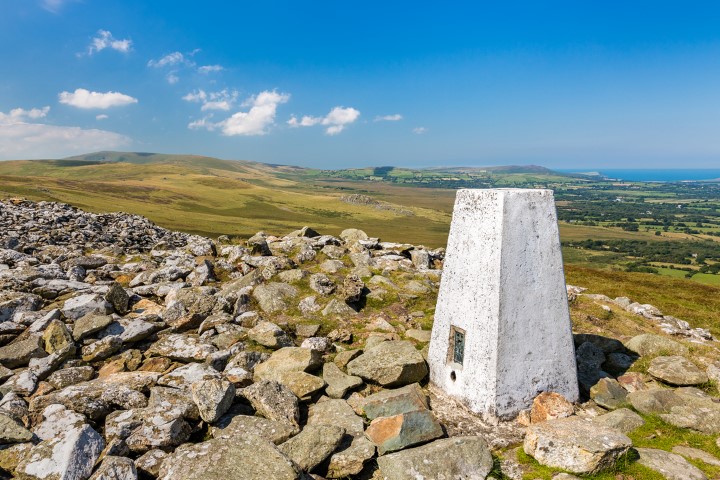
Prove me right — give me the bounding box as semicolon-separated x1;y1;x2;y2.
1;198;720;480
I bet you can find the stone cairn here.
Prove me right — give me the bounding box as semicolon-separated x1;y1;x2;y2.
0;197;717;480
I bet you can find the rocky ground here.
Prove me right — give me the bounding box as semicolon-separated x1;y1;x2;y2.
0;198;720;480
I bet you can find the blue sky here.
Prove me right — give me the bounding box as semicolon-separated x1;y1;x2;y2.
1;1;720;168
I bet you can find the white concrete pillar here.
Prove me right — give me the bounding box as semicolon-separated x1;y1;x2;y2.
428;188;578;422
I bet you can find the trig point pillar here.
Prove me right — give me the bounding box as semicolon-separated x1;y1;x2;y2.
428;188;578;422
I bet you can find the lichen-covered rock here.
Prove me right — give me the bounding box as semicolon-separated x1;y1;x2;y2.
146;333;218;362
134;449;167;478
212;414;295;444
323;362;363;399
376;436;493;480
89;455;138;480
191;378;235;423
326;436;375;478
530;391;574;424
16;421;104;480
62;294;112;321
624;334;688;357
307;398;364;438
73;314;114;341
247;321;293;349
523;416;632;474
252;283;298;313
636;447;707;480
0;412;33;443
157;435;301;480
346;341;427;387
81;336;123;362
592;408;645;434
0;336;47;368
240;380;300;430
589;378;628;410
279;424;345;471
648;355;708;386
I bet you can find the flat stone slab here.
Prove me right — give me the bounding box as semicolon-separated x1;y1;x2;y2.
346;341;427;387
376;436;493;480
636;447;707;480
523;416;632;474
648;356;708;386
624;334;688;357
365;409;443;455
592;408;645;434
361;383;429;420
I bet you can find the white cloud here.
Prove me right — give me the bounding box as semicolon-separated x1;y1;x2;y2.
166;72;180;85
0;107;50;124
148;52;188;68
288;106;360;135
375;114;403;122
183;89;238;111
198;65;223;74
188;90;290;136
96;114;108;120
413;127;427;134
41;0;75;13
87;30;132;55
59;88;138;109
0;106;130;159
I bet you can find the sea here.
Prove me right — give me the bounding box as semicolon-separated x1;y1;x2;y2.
557;169;720;183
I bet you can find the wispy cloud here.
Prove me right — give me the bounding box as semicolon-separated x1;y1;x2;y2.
0;106;130;159
59;88;138;109
183;89;239;111
413;126;427;134
288;106;360;135
96;114;109;120
148;51;188;68
374;114;403;122
198;65;224;74
41;0;76;13
86;30;132;55
188;90;290;136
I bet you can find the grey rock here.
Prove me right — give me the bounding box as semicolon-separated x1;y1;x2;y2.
365;409;443;454
624;334;688;357
589;378;628;409
0;336;46;368
322;299;357;317
134;449;167;478
81;335;123;362
89;456;138;480
62;294;112;321
636;447;707;480
627;388;683;415
191;378;235;423
346;340;428;387
307;398;364;437
212;414;295;444
157;435;301;480
376;436;493;480
279;424;345;471
309;273;336;295
0;412;33;443
73;314;114;341
326;436;375;479
158;363;221;390
146;333;218;362
362;383;428;420
104;282;130;315
523;416;632;474
648;355;708;386
672;445;720;467
247;321;293;349
592;408;645;434
252;283;298;313
322;362;363;399
240;380;300;430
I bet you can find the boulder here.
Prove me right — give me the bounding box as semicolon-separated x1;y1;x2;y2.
592;408;645;434
73;314;114;341
672;445;720;467
322;362;363;399
648;355;708;386
346;341;427;387
240;380;300;430
636;447;707;480
191;379;235;423
42;320;74;354
627;388;683;415
89;456;138;480
104;282;130;315
146;334;218;362
212;414;295;444
62;294;112;321
624;334;688;357
247;322;293;349
326;436;375;478
523;416;632;474
0;336;46;368
365;409;443;455
589;378;628;409
307;398;365;437
134;449;167;478
309;273;336;295
157;435;302;480
0;413;33;443
81;336;123;362
376;436;493;480
16;421;104;480
362;383;428;420
279;424;345;471
252;283;298;313
254;347;322;378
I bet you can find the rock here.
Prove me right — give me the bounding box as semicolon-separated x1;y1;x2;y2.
627;389;683;415
334;349;361;369
0;442;33;475
603;352;635;375
575;341;607;393
148;386;199;420
326;436;375;478
624;334;688;357
252;283;298;313
254;347;322;377
157;435;301;480
341;274;364;304
212;414;295;444
648;355;708;386
658;387;720;434
265;370;326;400
224;351;267;386
42;320;74;354
322;363;363;399
362;383;428;420
376;436;493;480
279;424;345;471
672;445;720;467
346;340;428;387
134;449;167;478
589;378;628;409
365;409;443;455
405;329;431;343
530;392;574;424
191;379;236;423
617;372;648;393
62;294;112;321
158;363;220;389
89;456;138;480
99;318;159;344
295;324;320;338
73;314;114;341
322;299;357;316
146;333;218;362
0;336;46;368
307;398;365;437
309;273;336;295
0;412;33;443
105;282;130;315
16;421;104;480
248;321;293;349
120;410;192;453
523;416;632;474
240;380;300;430
592;408;645;433
301;336;333;352
636;447;707;480
81;335;123;362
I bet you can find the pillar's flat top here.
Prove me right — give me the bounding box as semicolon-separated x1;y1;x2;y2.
457;188;553;194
